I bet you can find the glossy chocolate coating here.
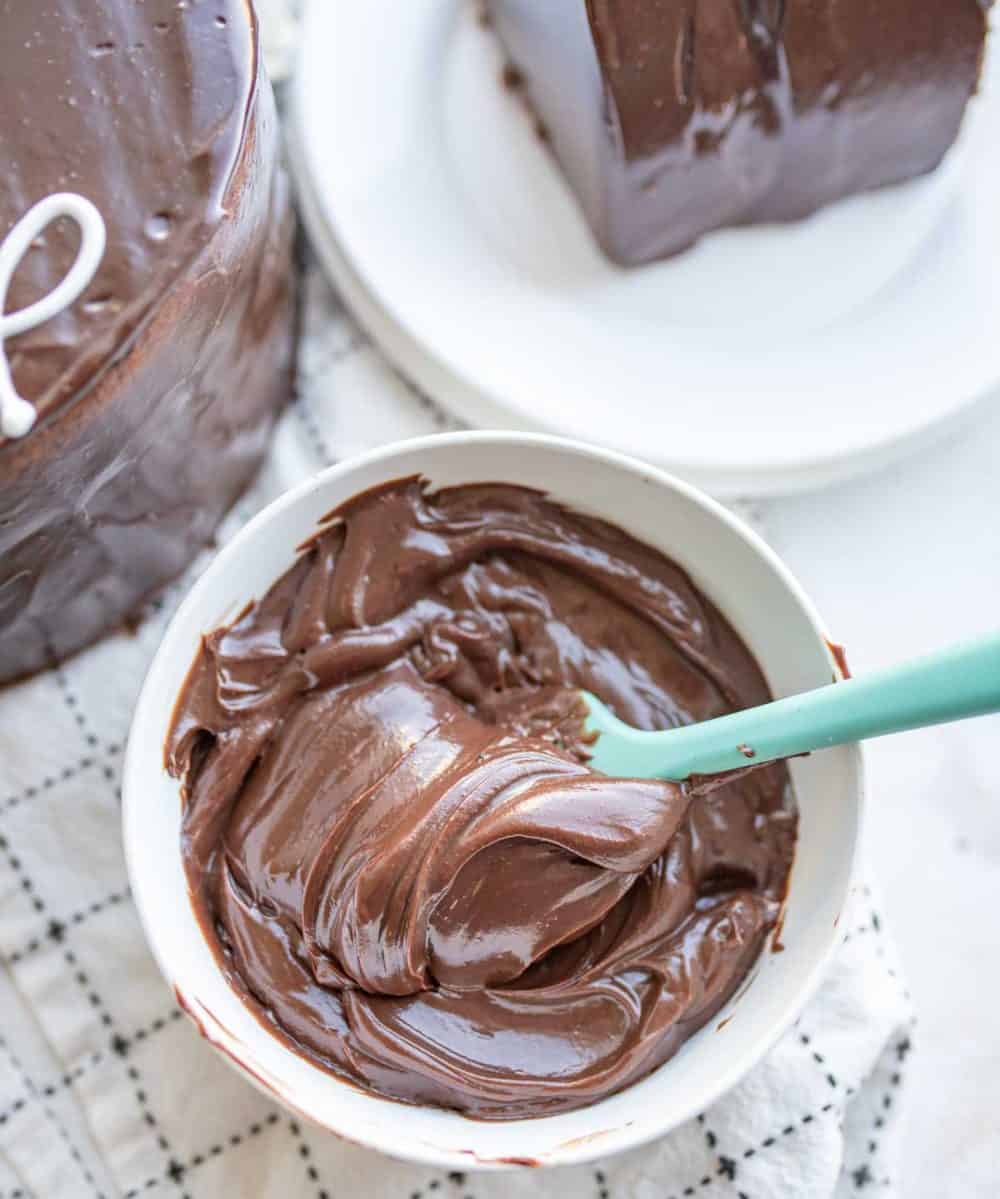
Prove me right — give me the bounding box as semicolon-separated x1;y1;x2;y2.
0;0;296;683
487;0;989;264
167;479;796;1119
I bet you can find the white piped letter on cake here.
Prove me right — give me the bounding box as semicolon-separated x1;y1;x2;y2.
0;193;106;439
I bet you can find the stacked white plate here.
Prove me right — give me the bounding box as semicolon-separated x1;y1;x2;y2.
289;0;1000;496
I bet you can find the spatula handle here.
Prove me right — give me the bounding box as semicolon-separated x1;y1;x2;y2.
593;632;1000;780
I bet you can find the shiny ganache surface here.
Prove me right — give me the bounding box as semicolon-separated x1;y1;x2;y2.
487;0;989;264
0;0;296;683
167;480;796;1118
0;0;250;420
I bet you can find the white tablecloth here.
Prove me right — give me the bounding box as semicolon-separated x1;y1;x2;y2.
761;403;1000;1198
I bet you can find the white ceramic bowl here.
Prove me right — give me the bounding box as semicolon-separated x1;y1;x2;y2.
123;433;862;1170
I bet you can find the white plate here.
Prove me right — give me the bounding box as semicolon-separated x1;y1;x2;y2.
289;1;1000;497
125;432;861;1168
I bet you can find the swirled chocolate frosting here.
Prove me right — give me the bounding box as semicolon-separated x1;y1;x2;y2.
167;479;796;1118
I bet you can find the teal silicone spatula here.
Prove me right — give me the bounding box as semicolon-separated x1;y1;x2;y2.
582;632;1000;779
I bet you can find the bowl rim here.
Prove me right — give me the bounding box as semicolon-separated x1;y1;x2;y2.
123;430;864;1170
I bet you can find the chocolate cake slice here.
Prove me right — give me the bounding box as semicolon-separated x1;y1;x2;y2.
486;0;990;265
0;0;297;683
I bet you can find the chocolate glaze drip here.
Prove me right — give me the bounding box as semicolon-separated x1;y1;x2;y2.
167;479;796;1119
487;0;989;264
0;0;296;683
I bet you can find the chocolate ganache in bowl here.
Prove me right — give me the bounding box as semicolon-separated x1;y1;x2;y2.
166;473;797;1119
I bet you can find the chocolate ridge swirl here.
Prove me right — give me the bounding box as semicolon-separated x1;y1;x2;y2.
168;479;796;1118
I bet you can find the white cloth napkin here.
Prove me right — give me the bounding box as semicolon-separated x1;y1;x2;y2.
0;262;914;1199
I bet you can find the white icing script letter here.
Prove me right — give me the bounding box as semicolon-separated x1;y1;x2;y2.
0;193;106;439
